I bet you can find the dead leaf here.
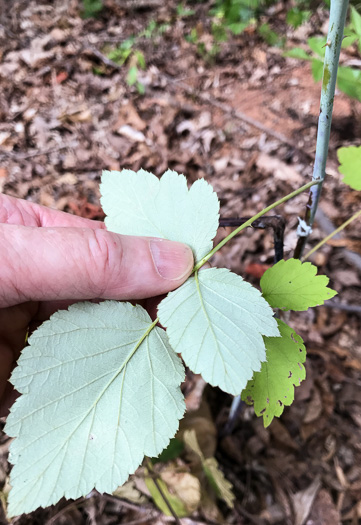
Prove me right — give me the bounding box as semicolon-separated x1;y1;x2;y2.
117;125;147;143
256;152;302;184
303;385;323;424
113;102;147;131
291;476;321;525
307;489;340;525
113;480;147;504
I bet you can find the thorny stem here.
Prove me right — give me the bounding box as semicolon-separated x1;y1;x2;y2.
193;180;319;272
294;0;349;259
302;208;361;261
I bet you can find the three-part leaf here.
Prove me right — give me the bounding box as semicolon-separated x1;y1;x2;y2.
100;169;220;262
158;268;279;395
241;320;306;427
5;302;184;517
260;258;337;311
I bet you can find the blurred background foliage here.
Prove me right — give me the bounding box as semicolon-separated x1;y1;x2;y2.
81;0;361;101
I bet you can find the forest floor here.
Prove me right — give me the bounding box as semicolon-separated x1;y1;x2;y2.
0;1;361;524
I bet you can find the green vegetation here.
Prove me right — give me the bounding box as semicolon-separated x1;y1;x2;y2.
81;0;103;18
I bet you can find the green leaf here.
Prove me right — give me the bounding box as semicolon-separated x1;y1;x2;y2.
337;145;361;190
158;268;279;395
260;258;337;311
134;50;146;69
127;65;138;86
311;58;324;82
337;66;361;101
152;438;184;464
5;302;184;517
341;32;358;48
286;7;310;28
284;47;311;60
258;23;284;48
100;169;219;263
81;0;103;18
241;320;306;427
350;5;361;40
307;36;326;57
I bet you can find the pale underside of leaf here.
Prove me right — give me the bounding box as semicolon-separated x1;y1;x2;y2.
241;320;306;427
158;268;279;396
260;258;337;311
5;302;184;517
100;168;220;262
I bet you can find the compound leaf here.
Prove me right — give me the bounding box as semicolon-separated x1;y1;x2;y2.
241;320;306;427
260;258;336;311
158;268;279;395
5;302;184;517
337;145;361;190
100;169;219;262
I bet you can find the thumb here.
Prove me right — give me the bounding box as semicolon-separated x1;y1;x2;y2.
0;224;194;307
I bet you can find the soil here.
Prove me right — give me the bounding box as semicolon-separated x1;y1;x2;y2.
0;1;361;524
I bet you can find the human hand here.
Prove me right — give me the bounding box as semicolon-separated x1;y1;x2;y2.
0;194;194;416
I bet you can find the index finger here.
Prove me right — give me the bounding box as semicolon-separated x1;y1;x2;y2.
0;194;106;230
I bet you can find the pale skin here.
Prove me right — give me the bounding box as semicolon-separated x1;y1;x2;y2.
0;194;194;417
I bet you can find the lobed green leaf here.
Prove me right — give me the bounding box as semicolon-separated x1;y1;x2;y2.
241;320;306;427
337;145;361;191
260;258;337;311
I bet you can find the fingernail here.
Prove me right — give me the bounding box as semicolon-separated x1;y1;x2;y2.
149;239;194;281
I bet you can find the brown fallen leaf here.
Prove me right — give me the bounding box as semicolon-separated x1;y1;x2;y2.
291;476;321;525
307;489;340;525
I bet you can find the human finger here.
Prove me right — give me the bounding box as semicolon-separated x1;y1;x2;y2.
0;224;194;307
0;193;105;230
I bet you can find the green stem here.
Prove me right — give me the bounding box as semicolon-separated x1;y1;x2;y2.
193;180;319;272
302;208;361;261
294;0;349;258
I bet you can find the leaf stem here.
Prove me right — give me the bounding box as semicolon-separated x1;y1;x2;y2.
302;208;361;261
294;0;349;258
193;180;319;272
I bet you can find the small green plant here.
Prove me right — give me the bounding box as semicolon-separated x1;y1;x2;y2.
286;6;311;28
176;3;196;17
258;22;285;47
3;0;356;520
285;34;361;101
188;0;283;57
5;169;335;516
105;21;169;93
81;0;103;18
107;39;146;93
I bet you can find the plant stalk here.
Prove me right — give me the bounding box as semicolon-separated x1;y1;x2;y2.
145;459;181;524
294;0;349;259
194;180;318;271
302;208;361;261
